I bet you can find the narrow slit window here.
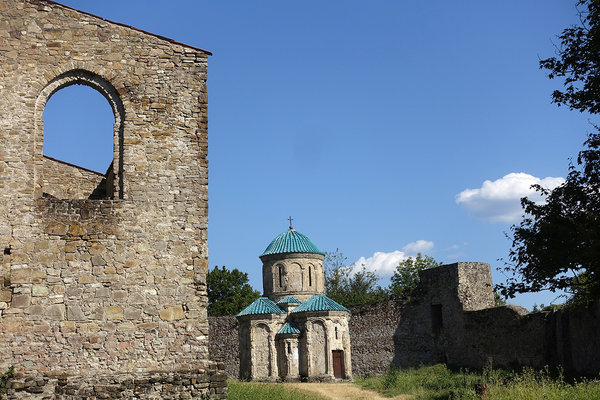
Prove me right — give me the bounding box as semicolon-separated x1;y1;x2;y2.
278;265;283;288
309;266;312;287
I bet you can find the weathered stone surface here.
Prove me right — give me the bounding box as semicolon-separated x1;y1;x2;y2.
159;305;185;321
32;285;49;297
106;306;123;321
11;294;31;308
0;0;217;398
66;305;85;321
47;304;66;321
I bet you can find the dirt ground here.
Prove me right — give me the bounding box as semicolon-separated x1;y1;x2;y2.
283;382;413;400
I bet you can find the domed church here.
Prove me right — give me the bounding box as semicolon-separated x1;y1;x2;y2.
236;221;352;381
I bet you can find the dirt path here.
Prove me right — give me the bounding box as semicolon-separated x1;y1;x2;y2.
283;382;412;400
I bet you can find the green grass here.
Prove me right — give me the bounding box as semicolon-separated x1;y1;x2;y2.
227;380;327;400
356;364;600;400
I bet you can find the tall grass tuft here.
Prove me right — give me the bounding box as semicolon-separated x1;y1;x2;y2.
227;380;327;400
356;364;600;400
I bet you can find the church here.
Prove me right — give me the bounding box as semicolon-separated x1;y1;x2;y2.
236;222;352;381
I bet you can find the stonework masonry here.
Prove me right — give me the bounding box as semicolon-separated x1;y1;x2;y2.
0;0;226;398
211;262;600;378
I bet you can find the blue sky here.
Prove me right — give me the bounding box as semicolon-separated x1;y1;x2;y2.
44;1;591;310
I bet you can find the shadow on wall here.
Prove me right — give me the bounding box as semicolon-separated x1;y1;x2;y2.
389;262;600;375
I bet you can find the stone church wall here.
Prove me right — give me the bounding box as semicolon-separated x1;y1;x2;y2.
0;0;225;398
42;156;107;199
209;264;600;378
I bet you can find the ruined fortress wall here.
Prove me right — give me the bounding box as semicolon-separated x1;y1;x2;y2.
209;315;239;378
42;156;105;199
209;265;600;378
0;0;225;398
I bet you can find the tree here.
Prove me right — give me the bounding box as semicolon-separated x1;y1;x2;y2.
498;135;600;301
324;249;388;307
389;253;442;300
539;0;600;114
207;266;260;316
498;0;600;303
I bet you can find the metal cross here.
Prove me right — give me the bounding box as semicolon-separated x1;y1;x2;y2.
288;216;294;229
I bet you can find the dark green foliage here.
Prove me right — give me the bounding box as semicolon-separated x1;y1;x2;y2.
389;253;441;300
0;366;14;395
539;1;600;114
499;0;600;303
499;131;600;301
324;249;388;307
494;291;507;306
207;266;260;316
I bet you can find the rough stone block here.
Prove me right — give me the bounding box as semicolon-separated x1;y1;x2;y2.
12;293;31;308
67;305;86;321
32;284;50;297
47;304;66;321
159;305;185;321
106;306;123;320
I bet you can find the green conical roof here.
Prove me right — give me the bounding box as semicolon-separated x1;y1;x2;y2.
277;296;302;305
277;321;302;335
290;294;349;313
236;297;286;317
261;229;324;257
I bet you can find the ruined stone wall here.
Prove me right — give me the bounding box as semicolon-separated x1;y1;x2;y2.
0;0;223;398
209;264;600;378
42;156;106;199
209;315;239;378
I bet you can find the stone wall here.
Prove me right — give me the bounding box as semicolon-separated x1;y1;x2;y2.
0;0;222;398
42;156;107;199
3;368;227;399
209;263;600;378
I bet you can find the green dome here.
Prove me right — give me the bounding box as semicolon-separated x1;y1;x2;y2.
260;229;324;257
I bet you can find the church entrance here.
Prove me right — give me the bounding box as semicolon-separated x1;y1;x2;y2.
332;350;344;379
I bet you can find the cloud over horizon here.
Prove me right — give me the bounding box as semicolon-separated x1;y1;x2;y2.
455;172;564;223
350;240;435;277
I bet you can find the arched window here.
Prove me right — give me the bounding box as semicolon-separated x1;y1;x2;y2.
36;69;125;200
43;85;114;174
309;265;312;287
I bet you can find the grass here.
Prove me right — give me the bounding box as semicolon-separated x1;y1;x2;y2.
227;380;328;400
356;364;600;400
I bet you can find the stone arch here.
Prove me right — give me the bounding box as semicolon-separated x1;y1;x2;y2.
310;320;327;375
254;323;272;379
34;69;126;199
287;262;302;291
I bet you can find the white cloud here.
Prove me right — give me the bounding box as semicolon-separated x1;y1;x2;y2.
402;240;434;254
350;240;435;277
350;251;407;277
455;172;564;223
